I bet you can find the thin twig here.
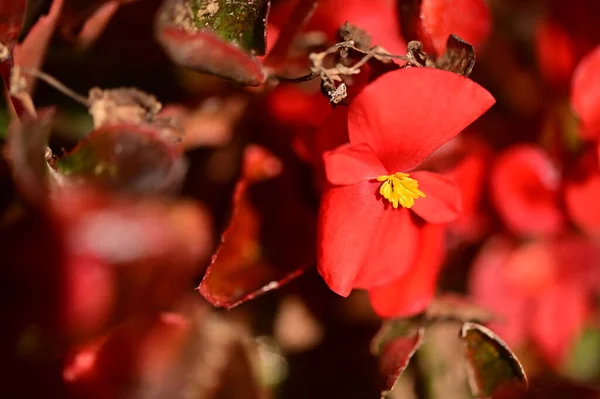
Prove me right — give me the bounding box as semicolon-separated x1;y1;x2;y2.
263;0;320;67
271;71;319;83
18;67;89;107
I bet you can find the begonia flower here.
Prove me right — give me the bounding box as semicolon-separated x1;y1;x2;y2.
317;67;495;298
470;236;600;366
490;144;564;237
571;45;600;140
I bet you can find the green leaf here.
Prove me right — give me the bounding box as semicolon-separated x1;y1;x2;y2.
56;124;186;195
460;322;528;398
156;0;268;86
188;0;269;55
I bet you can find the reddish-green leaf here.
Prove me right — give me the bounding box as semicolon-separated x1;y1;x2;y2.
199;145;315;308
371;319;425;395
56;124;186;195
155;0;268;86
460;322;528;398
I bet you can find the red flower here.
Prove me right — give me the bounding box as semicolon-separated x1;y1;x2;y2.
317;67;495;301
470;235;600;366
490;144;564;237
571;45;600;140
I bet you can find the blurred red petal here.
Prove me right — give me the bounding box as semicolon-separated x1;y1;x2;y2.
571;45;600;139
76;1;121;49
317;181;419;296
348;67;495;173
468;237;528;348
410;171;461;224
531;283;588;366
307;0;406;54
368;223;445;317
267;84;330;128
420;0;491;55
323;142;387;186
535;19;576;89
565;169;600;236
490;145;564;237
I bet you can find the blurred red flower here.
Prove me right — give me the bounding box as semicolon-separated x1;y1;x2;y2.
470;236;600;366
317;67;495;315
490;144;564;237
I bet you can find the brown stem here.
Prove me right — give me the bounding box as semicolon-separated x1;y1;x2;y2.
18;67;90;107
263;0;320;68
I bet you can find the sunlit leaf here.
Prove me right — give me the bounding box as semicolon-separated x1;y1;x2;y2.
460;322;528;398
371;319;425;395
155;0;269;86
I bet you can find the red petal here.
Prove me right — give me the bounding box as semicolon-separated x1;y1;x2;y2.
535;19;576;88
468;237;528;348
323;143;387;186
368;223;445;318
490;145;564;237
565;170;600;236
571;45;600;139
317;182;418;296
531;283;588;366
307;0;406;55
420;0;491;55
348;67;495;173
410;171;461;224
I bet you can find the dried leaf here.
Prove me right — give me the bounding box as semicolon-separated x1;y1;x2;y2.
460;322;528;398
435;34;476;77
405;40;428;67
371;319;425;395
199;145;315;309
156;0;267;86
88;87;162;128
56;124;187;195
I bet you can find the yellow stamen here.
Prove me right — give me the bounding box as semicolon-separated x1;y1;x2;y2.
376;172;426;209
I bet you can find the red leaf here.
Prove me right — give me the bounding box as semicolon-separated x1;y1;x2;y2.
13;0;64;94
157;27;265;86
375;326;425;393
0;0;26;48
199;146;315;308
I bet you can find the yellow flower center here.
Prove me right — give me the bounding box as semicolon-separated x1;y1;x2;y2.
376;172;426;209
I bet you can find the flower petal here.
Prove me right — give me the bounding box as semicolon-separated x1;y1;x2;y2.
410;171;461;224
491;145;564;237
323;143;387;186
368;223;445;318
317;182;418;296
571;45;600;139
565;169;600;236
348;67;495;172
